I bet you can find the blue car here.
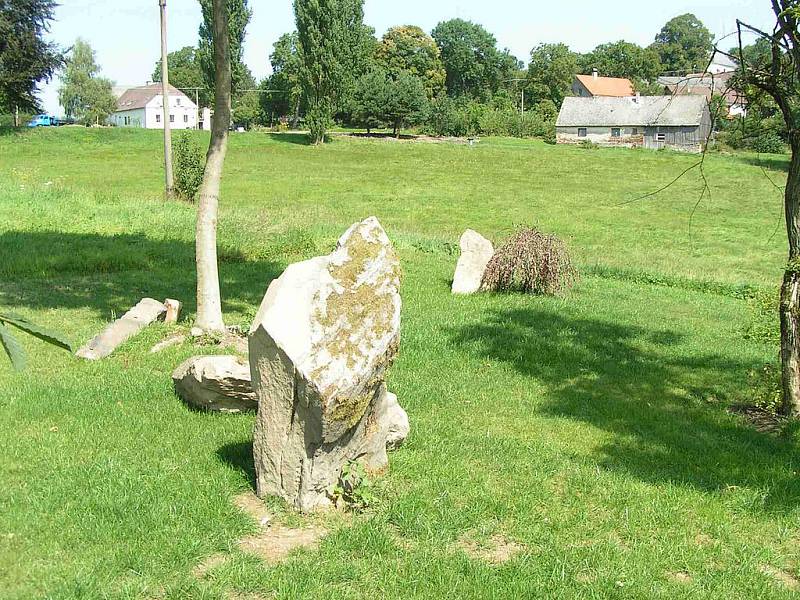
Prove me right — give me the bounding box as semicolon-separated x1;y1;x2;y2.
27;114;59;127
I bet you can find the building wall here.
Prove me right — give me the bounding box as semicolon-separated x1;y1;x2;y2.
557;125;705;153
145;94;198;130
111;108;146;128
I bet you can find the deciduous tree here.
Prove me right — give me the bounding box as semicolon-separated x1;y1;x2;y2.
263;32;303;126
526;43;578;107
652;13;714;74
294;0;368;143
578;40;662;82
198;0;251;99
194;0;232;333
431;18;518;100
58;39;116;126
0;0;62;122
724;2;800;415
376;26;445;98
152;46;209;107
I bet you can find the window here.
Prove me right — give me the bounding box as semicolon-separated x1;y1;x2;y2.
183;114;188;123
578;128;587;138
611;128;621;138
169;114;175;123
655;132;666;142
156;114;161;123
632;128;639;135
176;98;181;106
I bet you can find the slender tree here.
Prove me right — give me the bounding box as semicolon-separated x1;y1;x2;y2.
194;0;232;333
198;0;251;101
57;39;116;125
730;2;800;416
0;0;62;122
293;0;367;144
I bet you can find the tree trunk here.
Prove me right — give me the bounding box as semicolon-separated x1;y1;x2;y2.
194;0;231;334
159;0;174;197
292;96;300;130
781;133;800;417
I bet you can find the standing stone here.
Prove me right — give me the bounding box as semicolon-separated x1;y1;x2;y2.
164;299;182;324
172;355;257;413
76;298;166;360
249;217;407;512
452;229;494;295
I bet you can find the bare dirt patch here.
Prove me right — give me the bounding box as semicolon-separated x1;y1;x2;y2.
457;533;524;565
761;565;800;590
728;405;787;435
233;491;327;565
667;571;693;584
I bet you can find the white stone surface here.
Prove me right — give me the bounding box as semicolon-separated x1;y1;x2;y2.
452;229;494;295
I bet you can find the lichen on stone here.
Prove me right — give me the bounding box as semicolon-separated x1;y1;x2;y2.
308;221;401;428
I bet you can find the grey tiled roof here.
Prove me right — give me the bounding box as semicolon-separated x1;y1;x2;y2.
556;95;707;127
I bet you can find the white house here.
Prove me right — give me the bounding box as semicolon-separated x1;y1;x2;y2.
111;83;200;129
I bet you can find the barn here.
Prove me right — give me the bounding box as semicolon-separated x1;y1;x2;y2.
556;95;712;153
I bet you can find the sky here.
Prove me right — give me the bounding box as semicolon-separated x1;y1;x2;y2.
39;0;777;115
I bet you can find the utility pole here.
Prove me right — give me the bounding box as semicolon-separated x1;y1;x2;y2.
159;0;174;197
505;78;527;115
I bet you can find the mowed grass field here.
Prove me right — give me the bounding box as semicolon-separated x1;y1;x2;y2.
0;127;798;599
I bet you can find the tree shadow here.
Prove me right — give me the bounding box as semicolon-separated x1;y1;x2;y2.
735;153;790;173
264;132;312;146
217;440;256;488
450;307;800;512
0;231;283;319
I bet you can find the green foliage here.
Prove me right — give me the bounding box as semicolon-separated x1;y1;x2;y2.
152;46;210;108
482;227;578;295
198;0;252;99
422;97;555;139
262;32;303;125
431;18;519;100
58;39;116;126
331;461;376;511
0;0;62;114
527;43;579;107
652;13;714;74
578;40;662;82
352;69;429;136
0;313;71;371
173;131;205;202
375;25;446;99
747;363;783;413
294;0;369;143
232;90;261;129
718;113;788;154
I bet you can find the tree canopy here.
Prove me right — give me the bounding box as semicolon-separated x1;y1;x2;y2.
152;46;209;108
261;32;303;124
0;0;62;115
352;67;428;136
375;26;446;98
431;18;519;100
527;43;578;107
294;0;369;143
578;40;662;82
58;38;116;125
198;0;252;97
652;13;714;74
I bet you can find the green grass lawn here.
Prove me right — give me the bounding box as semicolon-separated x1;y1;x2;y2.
0;128;798;599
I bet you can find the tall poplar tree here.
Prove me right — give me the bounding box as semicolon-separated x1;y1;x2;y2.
293;0;368;144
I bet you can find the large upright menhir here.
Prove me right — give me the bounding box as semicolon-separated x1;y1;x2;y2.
249;217;409;512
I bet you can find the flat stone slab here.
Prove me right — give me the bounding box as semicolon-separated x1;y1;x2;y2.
173;355;257;413
76;298;166;360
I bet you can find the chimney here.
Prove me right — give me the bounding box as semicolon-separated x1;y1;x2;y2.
592;68;599;80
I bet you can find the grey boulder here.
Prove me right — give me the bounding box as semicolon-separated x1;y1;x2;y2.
173;355;257;413
452;229;494;295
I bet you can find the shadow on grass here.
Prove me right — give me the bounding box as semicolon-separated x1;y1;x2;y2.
217;440;256;488
451;307;800;512
735;153;790;173
0;231;283;318
264;132;312;146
